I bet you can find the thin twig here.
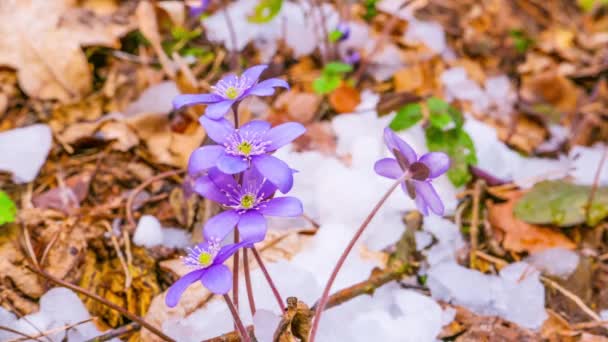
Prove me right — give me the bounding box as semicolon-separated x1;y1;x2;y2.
101;221;131;289
586;145;608;222
125;169;185;228
469;180;484;267
84;322;140;342
541;276;601;322
0;326;43;342
243;249;257;316
302;213;320;229
9;318;95;342
309;173;408;342
251;247;285;312
26;266;174;342
222;0;240;71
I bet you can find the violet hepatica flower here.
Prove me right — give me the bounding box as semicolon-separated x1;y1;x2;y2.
188;0;210;17
194;168;303;243
173;65;289;120
165;239;251;307
189;117;305;193
374;128;450;216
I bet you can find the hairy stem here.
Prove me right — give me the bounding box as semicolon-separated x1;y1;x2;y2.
308;174;407;342
223;294;251;342
251;247;285;311
243;248;257;316
232;230;240;320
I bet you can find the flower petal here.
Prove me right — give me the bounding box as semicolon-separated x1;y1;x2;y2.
383;128;417;166
260;197;303;217
419;152;450;178
215;240;254;264
253;155;293;193
193;175;231;205
204;100;235;119
242;65;268;85
217;154;248;174
173;94;222;109
413;190;429;216
239;120;271;137
200;264;232;294
204;210;240;242
237;211;267;242
414;181;444;216
199;116;235;144
246;78;290;96
241;167;265;191
257;178;278;200
208;167;238;192
264;122;306;151
374;158;402;179
188;146;225;175
165;269;205;307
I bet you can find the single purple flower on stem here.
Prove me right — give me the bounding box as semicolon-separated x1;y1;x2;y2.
194;168;303;243
329;22;350;42
189;0;210;17
165;238;252;307
374;128;450;216
189;117;305;193
173;65;289;119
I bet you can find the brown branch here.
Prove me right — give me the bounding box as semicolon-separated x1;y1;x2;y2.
0;326;43;342
26;266;174;342
84;322;140;342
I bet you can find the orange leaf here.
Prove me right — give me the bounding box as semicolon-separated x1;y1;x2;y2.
329;84;361;114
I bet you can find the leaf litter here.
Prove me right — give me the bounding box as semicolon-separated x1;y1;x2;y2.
0;0;607;341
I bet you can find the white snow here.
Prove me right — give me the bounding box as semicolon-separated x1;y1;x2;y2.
253;310;281;342
125;81;180;116
569;144;608;186
405;18;447;54
0;124;53;183
0;288;120;342
525;248;580;279
427;262;547;330
133;215;191;248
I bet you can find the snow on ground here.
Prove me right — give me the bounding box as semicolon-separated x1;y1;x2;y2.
525;248;580;279
0;288;120;342
133;215;191;248
0;124;52;183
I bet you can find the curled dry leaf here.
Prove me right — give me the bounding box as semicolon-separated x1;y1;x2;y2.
274;90;323;124
0;0;134;102
487;191;576;253
329;83;361;114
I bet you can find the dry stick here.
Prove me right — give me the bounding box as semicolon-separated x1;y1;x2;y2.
27;266;174;342
84;322;140;342
541;276;601;322
586;145;608;222
302;213;320;228
309;173;408;342
9;318;95;342
469;180;484;267
0;326;43;342
223;294;251;342
251;247;285;311
125;169;185;228
243;248;257;316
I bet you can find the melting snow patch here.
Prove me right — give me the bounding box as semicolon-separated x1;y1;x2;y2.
0;124;53;183
427;262;547;329
133;215;191;248
525;248;579;279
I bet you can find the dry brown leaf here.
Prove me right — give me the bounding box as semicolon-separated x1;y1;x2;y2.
274;90;322;123
292;121;337;155
136;1;176;78
487;192;576;253
520;71;581;114
0;0;133;102
328;84;361;114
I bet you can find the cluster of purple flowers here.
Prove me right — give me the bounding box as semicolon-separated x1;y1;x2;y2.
166;65;304;306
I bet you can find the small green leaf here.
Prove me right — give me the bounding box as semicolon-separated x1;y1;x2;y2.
171;27;200;41
328;30;343;43
248;0;283;23
390;103;423;131
426;126;477;187
313;75;341;94
509;29;534;53
428;112;452;129
426;97;449;115
514;181;608;227
323;62;353;75
0;191;17;225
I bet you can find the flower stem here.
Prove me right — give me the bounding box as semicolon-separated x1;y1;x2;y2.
232;230;240;323
223;294;251;342
232;102;240;128
243;248;257;316
308;174;407;342
251;247;285;311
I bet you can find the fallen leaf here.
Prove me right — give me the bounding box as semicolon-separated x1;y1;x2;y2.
488;191;576;253
273;90;322;123
33;170;94;214
136;1;176;78
328;83;361;114
0;0;133;101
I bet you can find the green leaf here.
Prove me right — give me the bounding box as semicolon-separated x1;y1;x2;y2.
328;30;343;43
0;191;17;225
248;0;283;23
313;75;341;94
508;29;534;53
171;27;200;41
426;126;477;187
323;62;353;75
390;103;423;131
426;97;464;129
428;112;452;129
514;180;608;227
426;97;449;115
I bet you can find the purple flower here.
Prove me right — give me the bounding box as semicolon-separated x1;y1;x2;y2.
374;128;450;216
165;239;251;307
194;168;303;243
189;0;210;17
189;117;305;193
335;22;350;41
173;65;289;120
